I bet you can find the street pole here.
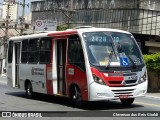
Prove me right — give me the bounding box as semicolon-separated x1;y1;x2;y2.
20;0;25;35
5;3;9;41
68;0;73;28
2;2;10;75
3;3;10;59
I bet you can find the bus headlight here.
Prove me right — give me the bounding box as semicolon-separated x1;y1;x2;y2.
138;72;147;84
93;75;106;85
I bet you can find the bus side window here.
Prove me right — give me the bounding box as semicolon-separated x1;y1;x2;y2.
68;35;85;71
28;39;39;63
39;37;52;64
21;40;28;63
8;41;13;63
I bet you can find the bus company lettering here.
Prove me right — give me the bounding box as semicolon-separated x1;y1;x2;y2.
31;67;44;75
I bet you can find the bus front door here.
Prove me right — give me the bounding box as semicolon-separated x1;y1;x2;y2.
15;42;21;88
57;39;67;94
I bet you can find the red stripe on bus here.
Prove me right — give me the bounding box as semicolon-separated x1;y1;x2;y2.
46;64;53;95
48;30;78;37
104;76;124;81
109;84;123;87
50;39;54;64
91;67;124;86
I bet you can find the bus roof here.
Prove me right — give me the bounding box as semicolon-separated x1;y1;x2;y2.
47;28;130;38
8;32;53;41
8;28;130;41
76;28;130;34
47;28;131;38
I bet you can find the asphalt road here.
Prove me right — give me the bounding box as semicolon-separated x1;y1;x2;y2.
0;77;160;120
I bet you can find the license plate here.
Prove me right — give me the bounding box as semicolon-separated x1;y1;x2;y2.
119;95;129;99
127;75;137;80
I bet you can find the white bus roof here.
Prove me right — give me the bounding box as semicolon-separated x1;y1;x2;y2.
8;32;55;41
8;28;130;41
76;28;130;34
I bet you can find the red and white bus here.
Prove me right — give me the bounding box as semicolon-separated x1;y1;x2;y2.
7;27;148;107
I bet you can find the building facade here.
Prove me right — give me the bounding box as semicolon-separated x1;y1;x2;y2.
2;1;18;21
30;0;160;34
30;0;160;53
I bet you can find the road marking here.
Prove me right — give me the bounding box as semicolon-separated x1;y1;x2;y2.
0;80;7;85
0;82;7;85
145;95;160;99
0;75;7;78
135;102;160;107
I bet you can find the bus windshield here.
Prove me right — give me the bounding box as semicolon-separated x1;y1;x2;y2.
83;31;144;67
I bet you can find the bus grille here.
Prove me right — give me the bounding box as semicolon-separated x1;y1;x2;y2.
112;89;135;97
108;81;122;84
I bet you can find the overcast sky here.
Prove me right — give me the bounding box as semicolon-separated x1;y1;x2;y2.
0;0;31;16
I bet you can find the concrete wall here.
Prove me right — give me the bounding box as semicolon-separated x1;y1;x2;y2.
140;0;160;11
31;0;138;11
31;0;160;11
31;0;160;36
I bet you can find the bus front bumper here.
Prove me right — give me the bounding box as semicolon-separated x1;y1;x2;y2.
89;80;148;101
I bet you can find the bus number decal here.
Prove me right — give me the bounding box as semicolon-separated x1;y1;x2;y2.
31;67;45;75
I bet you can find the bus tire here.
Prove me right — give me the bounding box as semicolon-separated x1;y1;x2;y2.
71;86;83;108
120;98;134;106
25;82;34;99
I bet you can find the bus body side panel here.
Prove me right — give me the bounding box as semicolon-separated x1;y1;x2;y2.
46;64;53;95
77;32;95;101
52;40;58;94
51;40;58;94
45;40;57;95
19;64;47;94
6;41;13;87
12;43;16;87
7;63;13;87
65;33;89;101
66;64;88;101
8;42;20;88
19;64;27;90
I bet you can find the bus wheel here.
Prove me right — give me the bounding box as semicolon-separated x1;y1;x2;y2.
120;98;134;106
26;82;34;99
72;86;83;108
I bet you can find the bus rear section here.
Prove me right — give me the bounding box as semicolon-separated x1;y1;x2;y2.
7;28;148;108
7;36;56;97
6;31;88;108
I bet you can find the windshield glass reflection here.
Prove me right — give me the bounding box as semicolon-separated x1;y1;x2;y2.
83;31;144;67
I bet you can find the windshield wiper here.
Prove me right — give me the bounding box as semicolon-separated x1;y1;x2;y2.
106;40;117;68
106;51;113;68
